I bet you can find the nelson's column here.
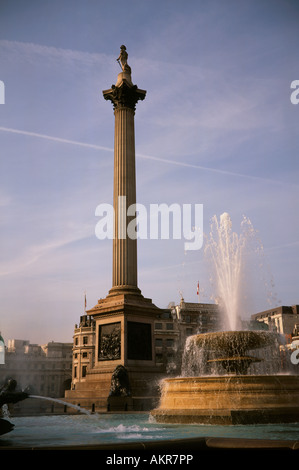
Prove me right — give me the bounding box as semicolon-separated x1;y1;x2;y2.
65;46;163;411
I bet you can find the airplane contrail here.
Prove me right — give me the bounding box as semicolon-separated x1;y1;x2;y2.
0;126;113;152
0;126;295;186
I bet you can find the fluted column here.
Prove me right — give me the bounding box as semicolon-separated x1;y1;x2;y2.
113;106;137;288
103;64;146;294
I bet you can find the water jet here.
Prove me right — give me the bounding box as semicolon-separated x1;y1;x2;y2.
29;395;92;415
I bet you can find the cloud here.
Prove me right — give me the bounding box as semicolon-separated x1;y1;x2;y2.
265;239;299;254
0;223;93;277
0;39;112;71
0;191;12;207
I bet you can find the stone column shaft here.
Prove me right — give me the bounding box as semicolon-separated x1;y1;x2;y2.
113;107;137;288
103;69;146;295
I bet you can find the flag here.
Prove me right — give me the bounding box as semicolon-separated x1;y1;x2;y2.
197;281;199;296
84;292;87;311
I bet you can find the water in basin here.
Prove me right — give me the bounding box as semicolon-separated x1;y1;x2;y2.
1;413;299;448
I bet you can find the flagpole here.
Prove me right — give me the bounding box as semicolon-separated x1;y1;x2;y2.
197;281;200;303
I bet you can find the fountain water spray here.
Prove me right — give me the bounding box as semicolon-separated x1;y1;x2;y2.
204;212;258;331
29;395;92;415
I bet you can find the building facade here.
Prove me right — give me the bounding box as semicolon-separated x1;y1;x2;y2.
72;315;96;388
0;339;73;398
154;299;220;375
251;305;299;336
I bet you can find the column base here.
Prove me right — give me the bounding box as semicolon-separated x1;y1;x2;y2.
108;285;142;297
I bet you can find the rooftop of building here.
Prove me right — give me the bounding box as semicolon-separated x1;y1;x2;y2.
251;305;299;319
6;339;72;356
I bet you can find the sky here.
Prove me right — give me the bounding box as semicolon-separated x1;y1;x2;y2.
0;0;298;344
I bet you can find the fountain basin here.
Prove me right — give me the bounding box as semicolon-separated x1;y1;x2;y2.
192;330;277;355
151;375;299;425
185;331;280;375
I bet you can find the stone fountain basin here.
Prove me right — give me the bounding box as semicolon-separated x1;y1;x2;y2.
192;330;278;356
151;375;299;425
151;330;299;425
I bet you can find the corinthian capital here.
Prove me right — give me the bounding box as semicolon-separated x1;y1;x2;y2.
103;81;146;111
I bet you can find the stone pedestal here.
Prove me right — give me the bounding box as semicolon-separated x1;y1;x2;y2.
107;396;133;412
88;291;160;369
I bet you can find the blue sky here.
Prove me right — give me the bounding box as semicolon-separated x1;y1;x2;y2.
0;0;298;343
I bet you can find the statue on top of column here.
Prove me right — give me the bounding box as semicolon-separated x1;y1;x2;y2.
104;45;146;110
117;45;131;74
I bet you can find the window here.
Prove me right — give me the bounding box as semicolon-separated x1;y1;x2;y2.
166;339;174;347
83;336;88;345
155;323;163;330
155;338;163;347
155;353;163;363
161;312;172;319
166;323;173;330
82;352;88;358
82;366;87;377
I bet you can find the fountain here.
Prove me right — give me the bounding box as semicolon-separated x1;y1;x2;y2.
0;379;29;435
0;378;93;437
188;330;278;376
151;213;299;425
151;330;299;425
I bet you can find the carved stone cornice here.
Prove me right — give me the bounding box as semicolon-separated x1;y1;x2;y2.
103;79;146;111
